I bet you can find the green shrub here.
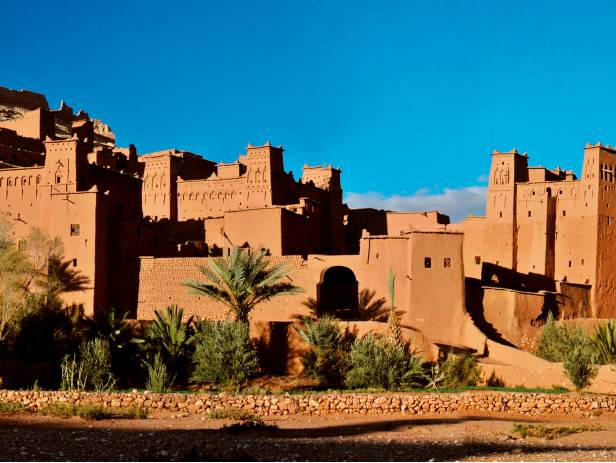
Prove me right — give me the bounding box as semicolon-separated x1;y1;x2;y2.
61;338;115;391
564;344;597;390
144;353;174;393
0;401;28;414
439;352;481;389
423;364;445;389
137;305;195;385
38;403;146;420
295;315;355;387
591;320;616;365
536;313;591;362
191;320;258;385
512;422;600;439
345;335;423;390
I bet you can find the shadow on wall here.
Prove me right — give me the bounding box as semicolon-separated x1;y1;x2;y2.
480;263;556;293
299;289;395;321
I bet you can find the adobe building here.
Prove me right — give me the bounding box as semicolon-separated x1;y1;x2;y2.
457;145;616;324
5;86;616;390
0;86;448;317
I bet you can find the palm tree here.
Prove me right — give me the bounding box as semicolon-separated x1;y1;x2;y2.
182;247;302;323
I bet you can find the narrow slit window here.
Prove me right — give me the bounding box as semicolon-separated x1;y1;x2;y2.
475;256;481;265
424;257;432;268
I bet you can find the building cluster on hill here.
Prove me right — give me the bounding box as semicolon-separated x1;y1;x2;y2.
1;86;613;364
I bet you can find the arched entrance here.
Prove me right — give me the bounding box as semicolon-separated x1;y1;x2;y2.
317;266;359;319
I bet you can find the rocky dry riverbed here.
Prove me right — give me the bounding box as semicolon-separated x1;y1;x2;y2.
2;410;616;461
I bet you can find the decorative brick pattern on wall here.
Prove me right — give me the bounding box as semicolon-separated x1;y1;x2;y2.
136;255;309;320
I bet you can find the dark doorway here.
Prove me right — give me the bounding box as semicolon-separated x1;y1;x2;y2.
317;266;359;319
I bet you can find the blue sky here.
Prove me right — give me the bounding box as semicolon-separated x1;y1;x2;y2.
4;0;616;220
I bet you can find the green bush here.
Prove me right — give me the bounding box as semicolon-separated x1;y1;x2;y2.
144;353;174;393
191;320;258;385
564;344;597;390
536;313;591;362
61;338;115;391
591;320;616;365
137;305;195;385
439;352;481;389
295;315;355;387
345;335;423;390
38;403;146;420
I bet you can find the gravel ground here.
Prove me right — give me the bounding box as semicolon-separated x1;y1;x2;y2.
1;411;616;461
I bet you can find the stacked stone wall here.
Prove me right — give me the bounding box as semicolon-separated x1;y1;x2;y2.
2;390;616;418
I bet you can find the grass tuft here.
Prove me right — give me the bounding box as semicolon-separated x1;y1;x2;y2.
512;423;602;440
38;402;147;420
0;401;28;414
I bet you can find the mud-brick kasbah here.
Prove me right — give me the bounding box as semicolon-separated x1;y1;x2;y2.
3;85;616;392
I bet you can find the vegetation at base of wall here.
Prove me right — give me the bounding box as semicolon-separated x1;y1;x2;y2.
295;315;355;388
591;320;616;365
512;423;601;440
345;335;424;389
37;402;147;420
0;401;27;414
61;338;116;392
144;353;174;393
438;352;482;389
535;313;592;363
136;305;195;386
181;246;302;323
191;320;259;386
563;344;598;391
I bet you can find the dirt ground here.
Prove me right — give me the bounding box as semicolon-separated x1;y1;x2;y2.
2;410;616;461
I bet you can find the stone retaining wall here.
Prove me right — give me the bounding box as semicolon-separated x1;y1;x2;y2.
2;390;616;418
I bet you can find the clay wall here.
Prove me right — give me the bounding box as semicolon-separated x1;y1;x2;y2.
481;287;545;348
177;177;246;220
557;281;591;318
0;108;53;139
593;146;616;317
135;232;470;353
141;155;175;220
407;232;467;345
0;128;45;166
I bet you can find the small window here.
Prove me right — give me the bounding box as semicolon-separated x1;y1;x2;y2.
72;258;77;267
581;259;585;265
444;258;452;268
562;210;567;217
56;176;61;184
499;211;503;218
528;211;531;217
424;257;432;268
70;224;80;236
475;256;481;265
568;260;572;268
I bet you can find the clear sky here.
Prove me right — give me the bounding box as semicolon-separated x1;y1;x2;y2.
4;0;616;220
